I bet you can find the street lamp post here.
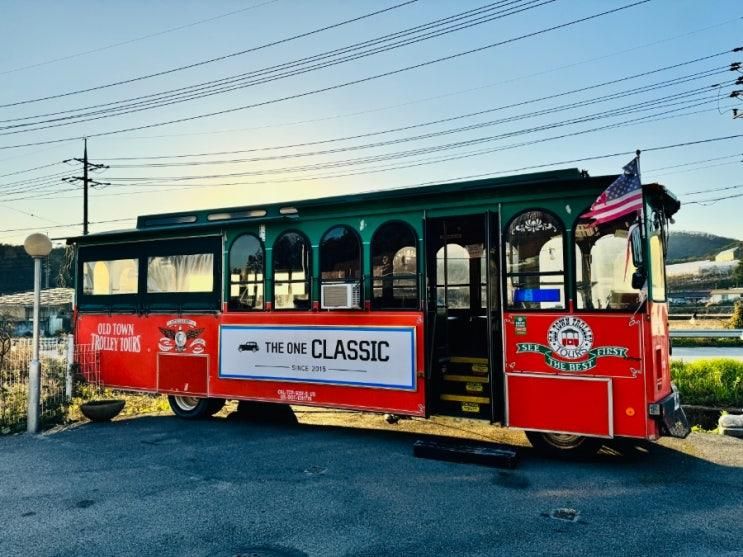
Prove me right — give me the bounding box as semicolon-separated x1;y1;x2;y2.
23;233;52;434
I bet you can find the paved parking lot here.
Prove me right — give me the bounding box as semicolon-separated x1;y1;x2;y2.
0;412;741;557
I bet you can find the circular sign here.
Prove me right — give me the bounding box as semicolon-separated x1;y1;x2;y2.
547;316;594;360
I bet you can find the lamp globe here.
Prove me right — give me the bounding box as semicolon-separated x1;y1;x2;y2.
23;233;53;258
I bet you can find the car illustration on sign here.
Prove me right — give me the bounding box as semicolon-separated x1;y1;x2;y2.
238;341;260;352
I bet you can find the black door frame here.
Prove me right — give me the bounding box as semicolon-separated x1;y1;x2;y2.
423;213;503;420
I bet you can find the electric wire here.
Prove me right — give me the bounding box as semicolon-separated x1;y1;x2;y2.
0;0;419;107
0;0;553;131
0;0;654;150
107;15;743;141
95;64;732;168
99;88;728;182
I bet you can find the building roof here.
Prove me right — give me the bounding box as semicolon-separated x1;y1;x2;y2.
0;288;73;307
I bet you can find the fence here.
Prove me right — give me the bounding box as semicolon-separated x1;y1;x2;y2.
0;336;100;434
670;329;743;339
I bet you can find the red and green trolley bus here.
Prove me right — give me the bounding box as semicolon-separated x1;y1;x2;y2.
69;168;689;455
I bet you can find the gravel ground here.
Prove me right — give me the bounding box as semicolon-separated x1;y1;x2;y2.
0;410;741;557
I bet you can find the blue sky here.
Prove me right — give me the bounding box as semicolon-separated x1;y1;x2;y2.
0;0;741;245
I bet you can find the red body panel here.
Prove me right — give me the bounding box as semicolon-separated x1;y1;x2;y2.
76;304;672;439
503;311;659;439
76;311;427;416
507;374;612;437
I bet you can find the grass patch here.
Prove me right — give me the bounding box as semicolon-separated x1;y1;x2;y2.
671;358;743;408
67;384;170;422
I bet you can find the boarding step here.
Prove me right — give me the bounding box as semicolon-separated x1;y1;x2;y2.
438;393;491;418
442;375;489;396
439;355;489;375
413;438;518;469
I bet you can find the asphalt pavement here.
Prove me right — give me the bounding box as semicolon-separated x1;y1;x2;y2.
0;413;741;557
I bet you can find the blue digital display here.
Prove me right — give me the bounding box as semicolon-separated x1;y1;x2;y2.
514;288;561;303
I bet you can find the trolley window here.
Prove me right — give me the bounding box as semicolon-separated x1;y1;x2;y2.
147;254;214;293
649;230;666;302
320;225;362;309
371;221;418;309
273;231;311;310
143;237;221;311
320;225;361;283
575;213;642;311
228;234;264;310
82;258;138;295
504;210;565;310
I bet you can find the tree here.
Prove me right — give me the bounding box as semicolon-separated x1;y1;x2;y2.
733;259;743;287
729;300;743;329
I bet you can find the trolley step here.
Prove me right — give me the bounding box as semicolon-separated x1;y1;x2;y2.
413;438;518;469
439;355;489;375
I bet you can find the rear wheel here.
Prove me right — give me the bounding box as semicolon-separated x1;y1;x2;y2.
168;395;225;419
525;431;602;457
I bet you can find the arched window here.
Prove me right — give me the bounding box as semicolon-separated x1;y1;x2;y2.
320;225;361;283
320;225;361;309
371;221;418;309
228;234;264;310
273;231;311;310
505;210;565;310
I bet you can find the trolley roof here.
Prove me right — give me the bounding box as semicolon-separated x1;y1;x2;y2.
67;168;678;244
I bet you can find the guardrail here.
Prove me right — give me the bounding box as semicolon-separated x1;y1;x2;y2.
670;329;743;339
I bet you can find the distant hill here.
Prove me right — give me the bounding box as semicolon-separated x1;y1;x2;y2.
0;245;72;295
667;231;740;264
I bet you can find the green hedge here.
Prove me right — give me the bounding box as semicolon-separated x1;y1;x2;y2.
671;359;743;408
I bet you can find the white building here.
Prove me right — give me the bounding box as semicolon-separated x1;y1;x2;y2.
709;287;743;304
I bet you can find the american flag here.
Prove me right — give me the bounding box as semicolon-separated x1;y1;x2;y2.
584;157;643;224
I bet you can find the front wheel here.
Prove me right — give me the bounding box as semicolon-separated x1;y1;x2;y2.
525;431;602;458
168;395;225;419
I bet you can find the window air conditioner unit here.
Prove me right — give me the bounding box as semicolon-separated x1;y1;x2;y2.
321;283;361;309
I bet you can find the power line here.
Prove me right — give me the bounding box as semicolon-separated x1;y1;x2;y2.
4;99;729;203
13;127;738;205
686;192;743;205
0;0;418;108
682;183;743;196
99;90;727;182
0;0;280;76
0;0;653;151
0;0;552;131
94;61;732;166
105;15;743;142
0;161;64;178
0;218;134;235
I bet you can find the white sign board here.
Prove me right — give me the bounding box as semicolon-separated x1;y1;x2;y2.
219;325;416;390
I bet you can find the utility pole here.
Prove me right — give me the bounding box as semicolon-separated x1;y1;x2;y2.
63;138;109;236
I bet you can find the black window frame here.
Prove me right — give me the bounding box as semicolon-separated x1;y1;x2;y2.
272;229;312;311
370;220;419;310
319;224;363;285
227;233;265;311
572;201;646;313
77;236;222;313
502;208;568;312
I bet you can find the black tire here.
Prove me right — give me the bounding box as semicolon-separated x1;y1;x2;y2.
525;430;603;458
168;395;225;419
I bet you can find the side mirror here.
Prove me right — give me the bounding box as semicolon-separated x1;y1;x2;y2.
632;268;646;290
630;226;643;268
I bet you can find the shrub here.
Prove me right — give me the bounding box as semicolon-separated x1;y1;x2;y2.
728;300;743;329
671;358;743;408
